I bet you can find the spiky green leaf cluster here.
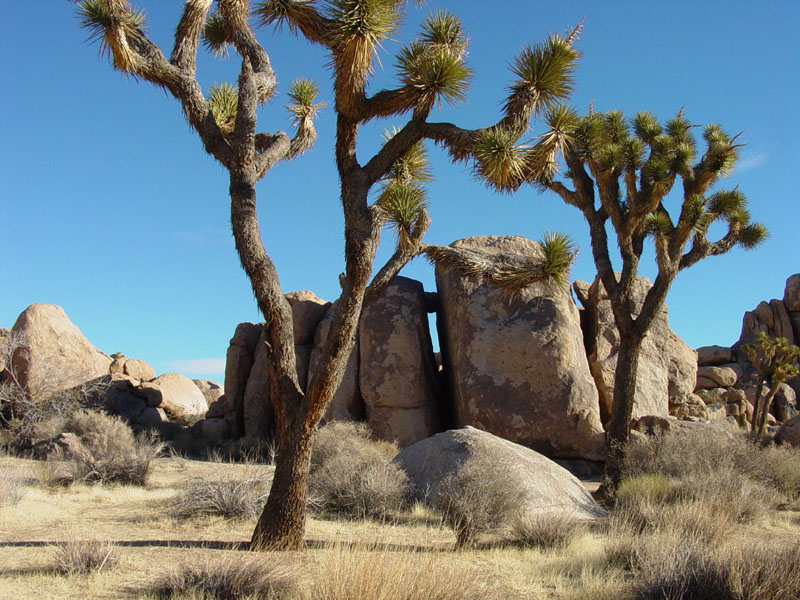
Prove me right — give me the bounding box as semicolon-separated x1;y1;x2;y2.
381;127;433;183
525;104;579;183
506;36;578;117
77;0;146;72
208;82;238;133
473;127;527;193
286;78;326;122
539;231;577;287
376;127;433;249
743;332;800;384
376;180;428;250
202;12;228;57
396;11;472;111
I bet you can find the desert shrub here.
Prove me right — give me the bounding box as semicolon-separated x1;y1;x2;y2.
432;454;527;548
48;409;163;485
616;473;673;506
0;469;25;508
634;538;800;600
621;427;793;512
308;421;410;519
508;510;585;550
54;540;118;575
299;543;497;600
151;554;297;600
0;379;107;452
170;464;272;521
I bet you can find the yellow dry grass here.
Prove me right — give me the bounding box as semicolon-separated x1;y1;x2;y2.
1;454;798;600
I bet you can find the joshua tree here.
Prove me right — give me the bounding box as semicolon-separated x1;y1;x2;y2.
470;105;768;489
76;0;580;549
742;332;800;436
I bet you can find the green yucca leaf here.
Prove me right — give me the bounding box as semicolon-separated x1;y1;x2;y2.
703;123;729;147
507;36;578;116
419;10;467;56
473;127;527;192
633;111;661;143
327;0;402;52
396;41;472;109
665;113;695;147
623;137;645;171
603;110;629;144
540;230;577;286
682;195;706;229
645;210;672;237
77;0;146;72
650;135;676;158
672;142;696;168
208;82;238;133
201;12;228;58
286;78;326;121
706;189;745;216
381;127;433;183
725;206;751;226
737;223;768;249
597;142;624;170
377;180;429;250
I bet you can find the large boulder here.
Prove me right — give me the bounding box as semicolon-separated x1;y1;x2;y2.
192;379;224;407
696;365;739;389
782;274;800;313
242;327;273;439
435;236;605;460
575;275;697;424
775;414;800;448
222;321;262;436
308;301;364;422
141;372;208;425
10;304;111;398
393;427;603;519
696;345;733;367
358;276;441;447
109;354;155;384
740;299;795;345
285;291;330;346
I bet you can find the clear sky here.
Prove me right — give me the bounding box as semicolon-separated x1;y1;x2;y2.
2;1;798;384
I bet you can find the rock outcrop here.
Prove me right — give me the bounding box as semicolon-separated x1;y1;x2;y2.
308;301;364;422
775;414;800;448
141;373;208;426
9;304;111;399
574;276;697;423
436;236;605;460
393;427;603;519
358;276;441;447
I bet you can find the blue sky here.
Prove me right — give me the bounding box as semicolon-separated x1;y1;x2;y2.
2;1;798;384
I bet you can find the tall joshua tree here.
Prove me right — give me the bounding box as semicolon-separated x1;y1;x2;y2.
468;105;768;488
77;0;581;549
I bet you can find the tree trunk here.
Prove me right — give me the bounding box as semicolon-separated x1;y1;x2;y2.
750;378;765;433
250;420;313;550
757;381;780;436
603;333;642;491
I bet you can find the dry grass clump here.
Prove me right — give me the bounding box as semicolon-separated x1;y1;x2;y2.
299;543;497;600
151;553;298;599
169;463;272;521
508;510;586;550
634;538;800;600
432;454;528;548
308;421;410;519
40;409;163;486
53;540;118;576
0;469;26;508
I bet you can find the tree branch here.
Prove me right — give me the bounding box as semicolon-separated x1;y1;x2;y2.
171;0;213;75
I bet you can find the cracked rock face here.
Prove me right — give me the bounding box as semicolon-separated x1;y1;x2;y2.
358;276;441;448
435;236;605;461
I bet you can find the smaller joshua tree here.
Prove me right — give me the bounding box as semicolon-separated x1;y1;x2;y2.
465;105;768;490
742;332;800;436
